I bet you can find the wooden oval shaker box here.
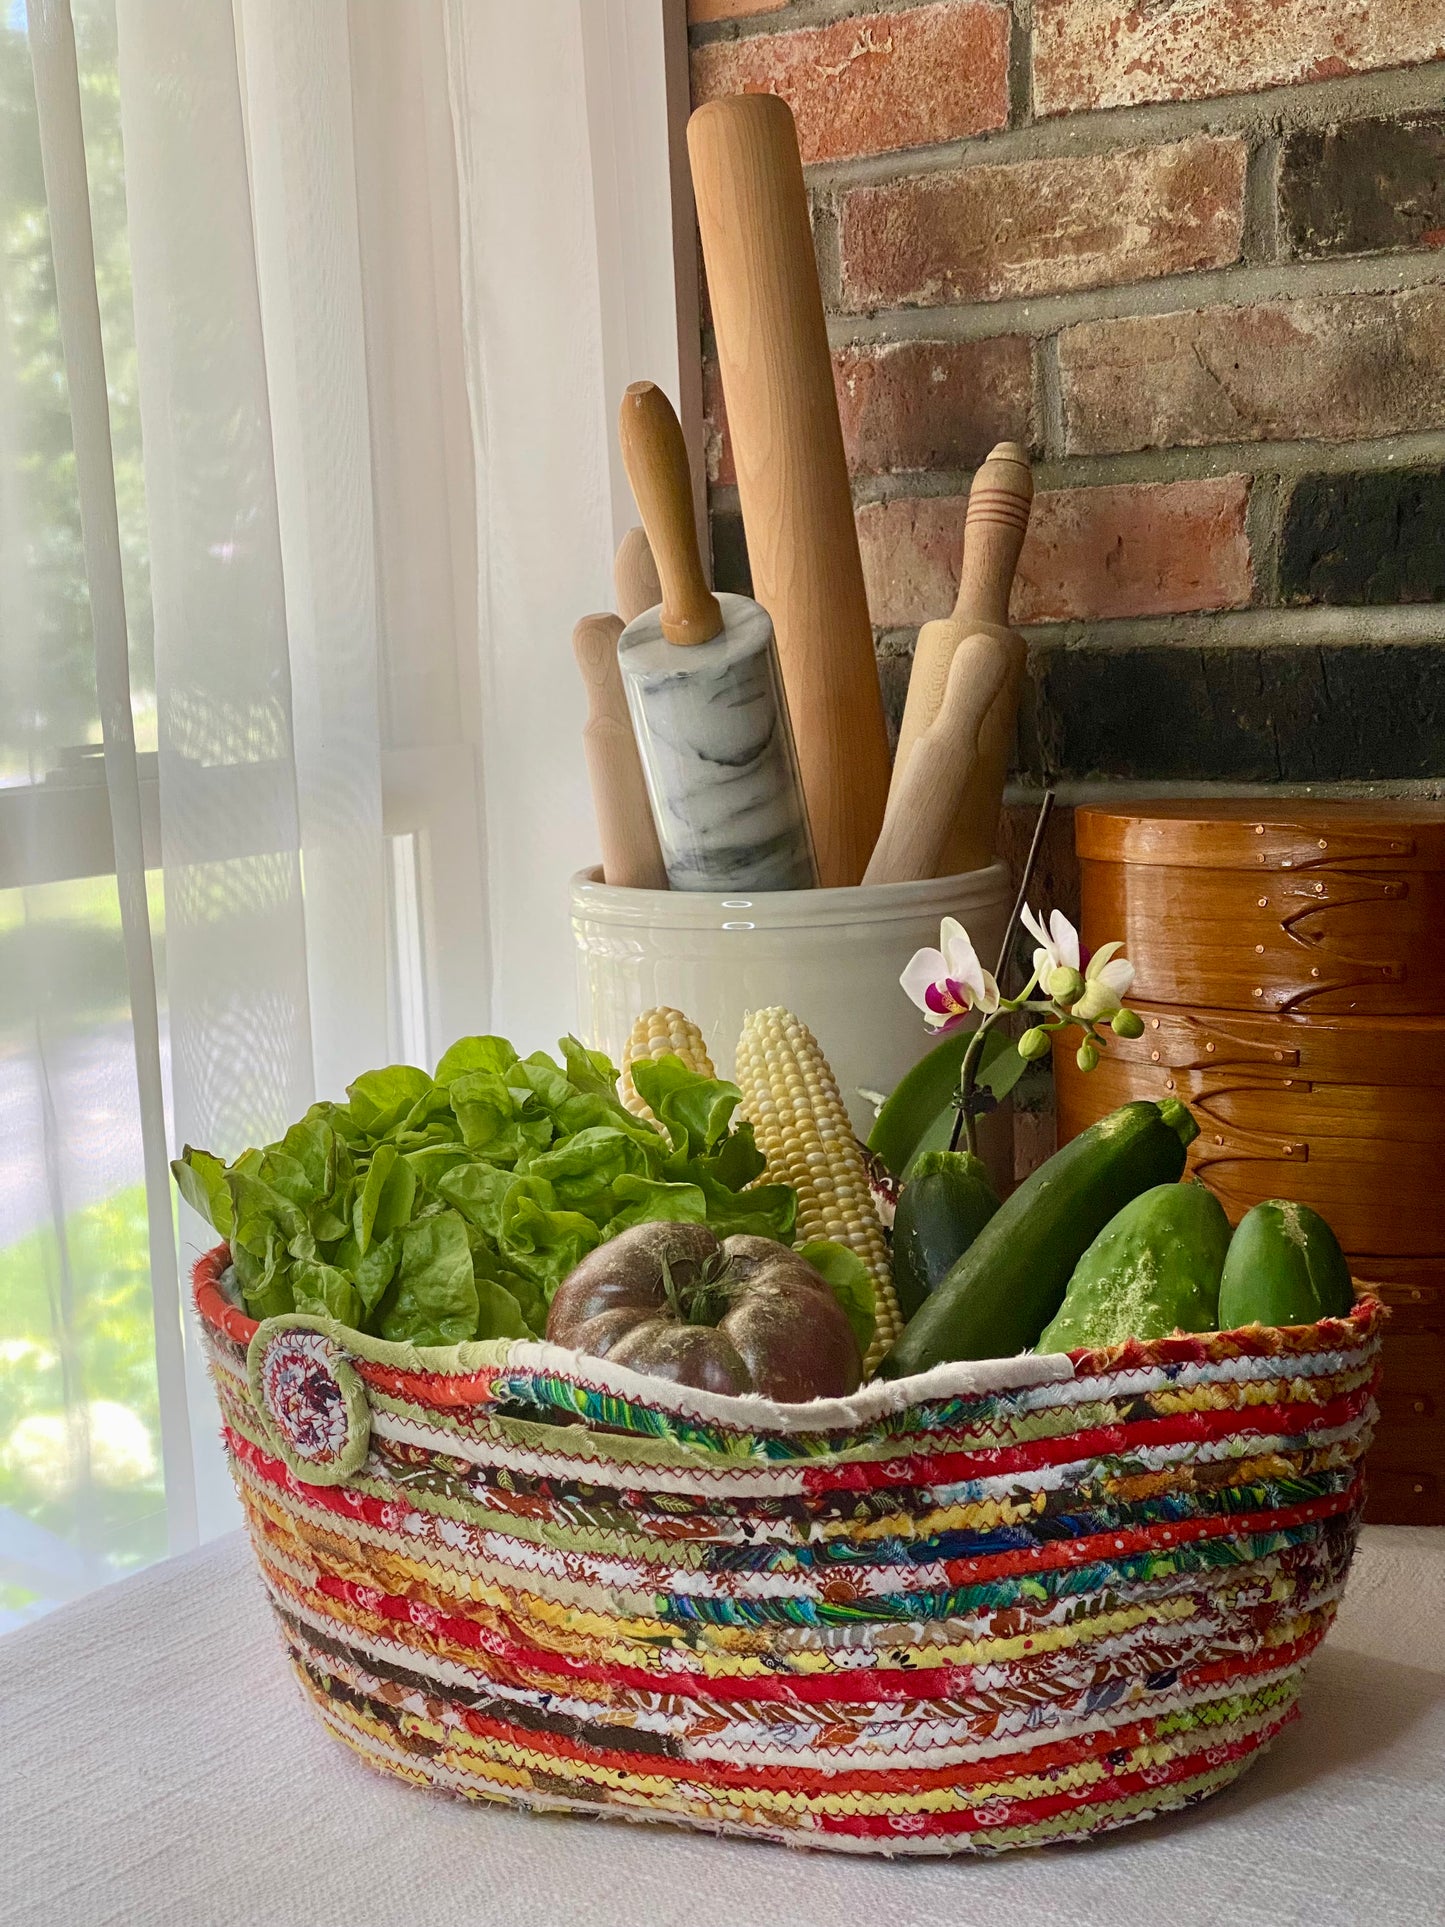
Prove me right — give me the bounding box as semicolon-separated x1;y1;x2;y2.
1055;799;1445;1525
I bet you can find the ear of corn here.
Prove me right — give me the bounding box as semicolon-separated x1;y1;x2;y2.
621;1006;716;1120
735;1006;902;1374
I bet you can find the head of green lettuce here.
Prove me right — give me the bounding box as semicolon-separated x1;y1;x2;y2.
172;1035;797;1347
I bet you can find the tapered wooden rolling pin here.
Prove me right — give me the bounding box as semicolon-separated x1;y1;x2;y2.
688;94;891;889
616;380;815;892
863;636;1012;886
573;612;668;890
887;441;1034;876
614;525;662;625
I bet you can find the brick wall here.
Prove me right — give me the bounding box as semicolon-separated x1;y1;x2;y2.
689;0;1445;817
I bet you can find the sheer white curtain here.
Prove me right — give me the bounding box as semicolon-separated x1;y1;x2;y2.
1;0;688;1624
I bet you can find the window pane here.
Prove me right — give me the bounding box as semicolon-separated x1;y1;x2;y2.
0;873;167;1629
0;0;153;783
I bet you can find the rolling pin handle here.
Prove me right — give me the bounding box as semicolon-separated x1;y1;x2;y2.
618;382;722;648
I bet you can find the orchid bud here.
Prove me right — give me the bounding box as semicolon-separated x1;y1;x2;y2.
1111;1007;1145;1039
1070;979;1119;1023
1018;1025;1051;1062
1047;964;1085;1005
1076;1040;1100;1073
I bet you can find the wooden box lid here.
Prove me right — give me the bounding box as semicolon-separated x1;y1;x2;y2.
1077;798;1445;872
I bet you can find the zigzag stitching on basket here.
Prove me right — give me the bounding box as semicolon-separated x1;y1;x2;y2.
295;1588;1321;1729
254;1472;1356;1657
353;1400;1372;1508
293;1568;1337;1710
265;1541;1333;1726
284;1496;1351;1622
260;1497;1348;1681
1016;1342;1378;1410
238;1446;1356;1659
286;1612;1306;1775
236;1455;1359;1611
361;1350;1379;1464
484;1343;1077;1441
305;1668;1296;1845
256;1527;1337;1705
282;1613;1311;1782
232;1441;1364;1618
383;1697;1292;1818
360;1367;1378;1490
314;1684;1262;1856
410;1695;1296;1817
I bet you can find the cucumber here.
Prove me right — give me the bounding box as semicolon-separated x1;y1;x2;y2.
1218;1199;1354;1329
867;1027;974;1177
1037;1180;1229;1352
878;1099;1199;1377
892;1151;1000;1321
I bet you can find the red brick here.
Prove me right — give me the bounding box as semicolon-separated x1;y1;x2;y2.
689;2;1009;167
689;0;786;21
705;337;1035;484
1059;286;1445;455
1034;0;1445;116
839;137;1245;311
835;338;1036;475
857;477;1253;627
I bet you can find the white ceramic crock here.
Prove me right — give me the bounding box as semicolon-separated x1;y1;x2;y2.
571;863;1013;1139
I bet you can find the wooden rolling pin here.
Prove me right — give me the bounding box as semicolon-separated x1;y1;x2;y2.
615;525;662;625
573;612;668;891
887;441;1033;877
687;94;890;889
863;636;1012;886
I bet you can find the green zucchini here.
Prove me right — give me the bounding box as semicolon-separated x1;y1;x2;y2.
892;1151;1000;1321
878;1099;1199;1377
1037;1180;1229;1352
1218;1199;1354;1329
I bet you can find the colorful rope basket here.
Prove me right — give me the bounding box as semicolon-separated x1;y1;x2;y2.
196;1246;1381;1855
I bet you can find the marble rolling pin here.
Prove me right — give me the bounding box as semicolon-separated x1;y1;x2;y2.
688;94;891;889
616;380;815;892
572;612;668;890
863;636;1012;886
887;442;1034;877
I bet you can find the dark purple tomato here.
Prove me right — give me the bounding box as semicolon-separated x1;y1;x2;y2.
547;1222;861;1400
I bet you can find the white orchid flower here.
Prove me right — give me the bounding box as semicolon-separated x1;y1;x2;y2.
1020;903;1080;980
1021;905;1135;1019
900;917;1000;1033
1073;940;1136;1021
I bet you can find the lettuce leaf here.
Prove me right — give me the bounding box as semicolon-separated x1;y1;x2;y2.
171;1147;233;1238
376;1212;480;1346
345;1065;435;1139
629;1056;740;1157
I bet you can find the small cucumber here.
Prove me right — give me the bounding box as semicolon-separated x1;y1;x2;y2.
892;1151;1000;1321
879;1099;1199;1376
1037;1181;1229;1352
1218;1199;1354;1329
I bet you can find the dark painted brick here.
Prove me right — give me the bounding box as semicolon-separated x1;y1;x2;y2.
875;637;914;750
1023;640;1445;784
709;510;752;599
1280;114;1445;259
1280;468;1445;605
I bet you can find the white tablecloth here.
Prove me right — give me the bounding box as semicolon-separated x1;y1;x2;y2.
2;1526;1442;1927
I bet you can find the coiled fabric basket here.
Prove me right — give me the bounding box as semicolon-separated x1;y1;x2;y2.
196;1247;1381;1856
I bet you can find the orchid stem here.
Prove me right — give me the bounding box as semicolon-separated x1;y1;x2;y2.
950;789;1057;1164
